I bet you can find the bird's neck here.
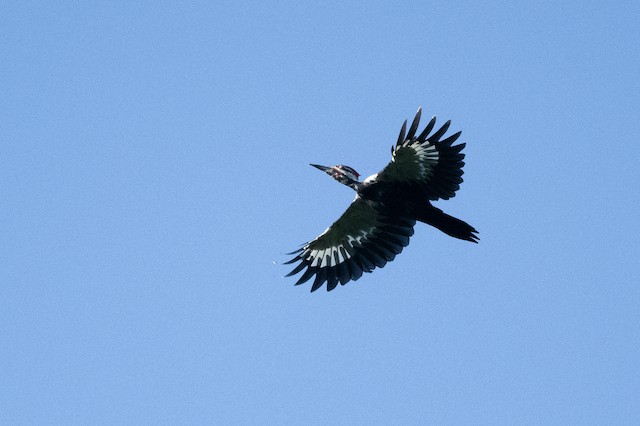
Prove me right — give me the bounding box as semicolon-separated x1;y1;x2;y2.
346;180;362;191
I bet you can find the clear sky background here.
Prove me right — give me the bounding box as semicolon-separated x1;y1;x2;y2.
2;1;639;425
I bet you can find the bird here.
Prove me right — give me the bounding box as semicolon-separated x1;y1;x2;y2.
285;107;478;292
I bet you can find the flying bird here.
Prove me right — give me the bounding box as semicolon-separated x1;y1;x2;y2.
285;107;478;292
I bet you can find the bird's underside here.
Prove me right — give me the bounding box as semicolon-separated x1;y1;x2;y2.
285;107;478;292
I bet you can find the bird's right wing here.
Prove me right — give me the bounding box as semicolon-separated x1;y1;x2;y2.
377;107;466;200
285;196;415;292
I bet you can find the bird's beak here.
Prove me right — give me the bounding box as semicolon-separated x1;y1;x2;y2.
310;164;331;174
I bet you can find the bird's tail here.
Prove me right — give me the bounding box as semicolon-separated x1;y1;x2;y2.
417;205;479;243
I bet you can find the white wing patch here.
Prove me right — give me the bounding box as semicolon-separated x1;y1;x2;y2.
394;140;439;179
346;228;372;248
304;228;373;267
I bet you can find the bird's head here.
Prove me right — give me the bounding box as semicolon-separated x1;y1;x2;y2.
311;164;361;189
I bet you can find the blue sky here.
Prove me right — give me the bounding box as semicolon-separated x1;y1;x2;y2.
2;1;639;424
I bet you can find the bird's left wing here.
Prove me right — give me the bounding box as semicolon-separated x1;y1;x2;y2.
285;197;415;292
377;107;466;200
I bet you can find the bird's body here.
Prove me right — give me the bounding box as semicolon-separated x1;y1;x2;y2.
286;107;478;292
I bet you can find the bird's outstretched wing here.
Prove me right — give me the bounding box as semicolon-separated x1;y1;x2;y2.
377;107;466;200
285;197;415;292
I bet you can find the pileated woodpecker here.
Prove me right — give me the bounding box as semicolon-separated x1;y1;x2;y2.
285;107;478;292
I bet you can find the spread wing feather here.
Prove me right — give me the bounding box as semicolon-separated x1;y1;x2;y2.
380;107;466;201
285;196;415;292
